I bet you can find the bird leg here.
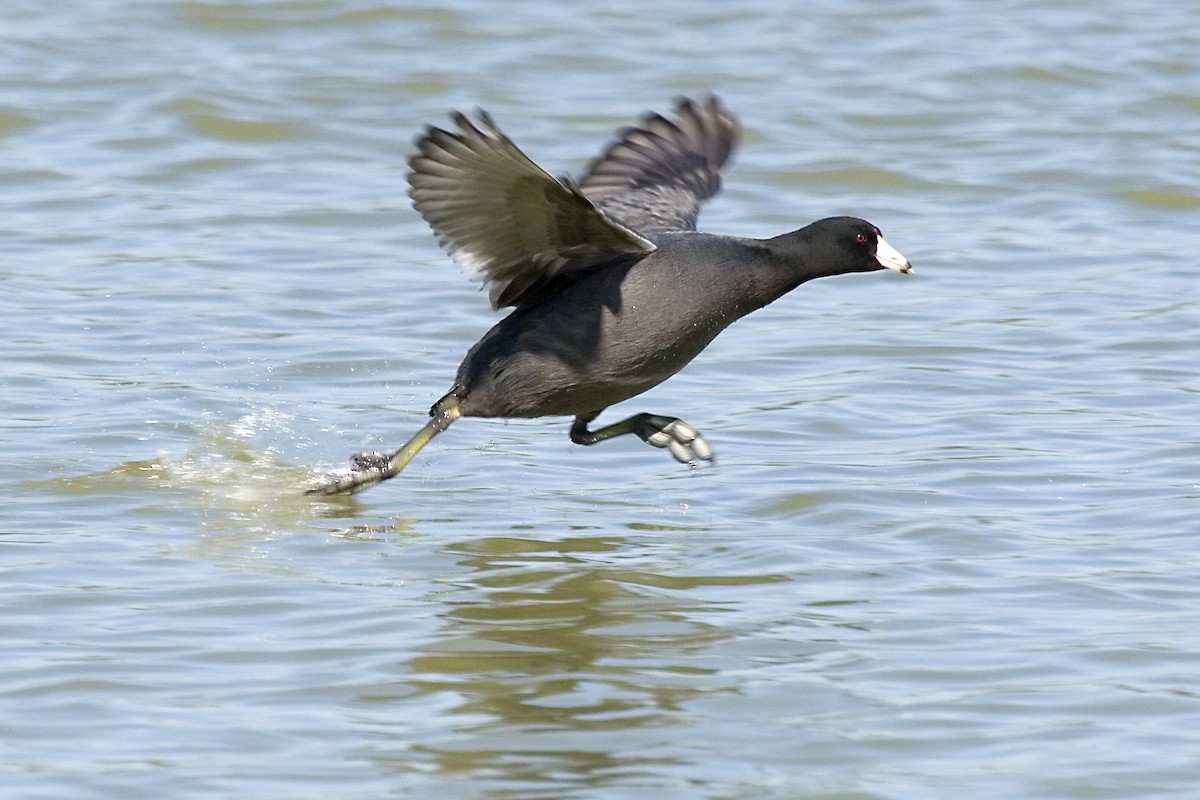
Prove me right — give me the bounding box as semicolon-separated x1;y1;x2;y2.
306;396;462;496
570;412;714;467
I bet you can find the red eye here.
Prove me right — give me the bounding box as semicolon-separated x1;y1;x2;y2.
855;233;867;243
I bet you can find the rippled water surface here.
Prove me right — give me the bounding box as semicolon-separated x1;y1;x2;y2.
3;1;1199;797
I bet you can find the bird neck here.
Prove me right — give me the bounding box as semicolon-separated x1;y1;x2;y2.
730;235;831;313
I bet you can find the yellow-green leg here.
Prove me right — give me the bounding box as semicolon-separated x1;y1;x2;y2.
307;396;461;496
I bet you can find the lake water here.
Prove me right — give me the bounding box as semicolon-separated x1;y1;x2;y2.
3;1;1199;797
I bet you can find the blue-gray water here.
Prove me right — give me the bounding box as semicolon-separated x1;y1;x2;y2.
3;1;1199;798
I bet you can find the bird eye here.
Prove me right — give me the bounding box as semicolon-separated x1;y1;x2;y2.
855;233;867;244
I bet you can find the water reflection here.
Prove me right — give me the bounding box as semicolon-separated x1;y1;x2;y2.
375;534;789;789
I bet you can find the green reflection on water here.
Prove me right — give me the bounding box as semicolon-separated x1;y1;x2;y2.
364;533;795;787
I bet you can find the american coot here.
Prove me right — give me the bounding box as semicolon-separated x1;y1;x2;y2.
308;96;911;496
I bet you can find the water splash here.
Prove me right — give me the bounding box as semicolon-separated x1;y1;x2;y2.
43;408;367;533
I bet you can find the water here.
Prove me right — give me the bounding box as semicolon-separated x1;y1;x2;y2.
3;1;1199;797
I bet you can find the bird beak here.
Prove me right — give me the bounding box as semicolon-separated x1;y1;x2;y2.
876;236;913;274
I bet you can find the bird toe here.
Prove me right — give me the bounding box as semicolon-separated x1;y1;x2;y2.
351;451;390;471
643;419;714;466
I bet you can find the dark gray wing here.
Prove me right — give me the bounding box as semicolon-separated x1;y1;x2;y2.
408;111;656;309
577;96;738;234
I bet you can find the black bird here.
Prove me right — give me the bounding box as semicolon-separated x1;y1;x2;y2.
308;97;912;495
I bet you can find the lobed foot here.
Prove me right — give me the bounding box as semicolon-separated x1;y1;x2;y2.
305;451;392;496
637;416;715;467
306;406;461;497
350;451;390;471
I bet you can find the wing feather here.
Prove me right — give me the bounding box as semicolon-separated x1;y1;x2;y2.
408;111;656;309
578;96;738;233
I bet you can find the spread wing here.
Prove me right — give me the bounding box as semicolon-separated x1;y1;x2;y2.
408;111;656;309
578;96;738;234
